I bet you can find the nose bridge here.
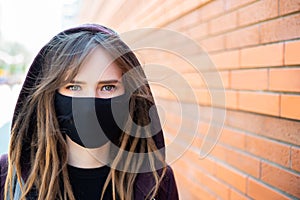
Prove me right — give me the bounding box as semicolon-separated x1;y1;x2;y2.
85;86;97;98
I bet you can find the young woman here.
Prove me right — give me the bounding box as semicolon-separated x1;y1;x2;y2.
0;24;178;200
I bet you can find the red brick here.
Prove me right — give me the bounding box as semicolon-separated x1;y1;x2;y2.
137;49;195;73
216;163;247;193
238;91;280;116
238;0;278;26
225;90;238;109
169;0;210;27
208;89;227;108
225;0;258;11
230;69;268;90
209;11;237;35
225;148;260;178
247;178;290;200
192;135;205;151
230;189;249;200
225;25;259;49
285;40;300;65
199;34;225;52
194;134;217;159
194;187;217;200
163;118;180;138
151;84;176;100
279;0;300;15
169;117;199;144
221;71;230;88
224;110;300;146
281;94;300;120
261;13;300;43
164;0;201;30
186;22;209;40
191;185;217;200
174;167;215;200
168;144;192;166
120;0;167;29
176;7;204;28
195;89;211;105
181;161;218;200
198;121;210;135
198;106;215;122
194;155;217;175
141;1;177;27
198;0;225;21
172;154;190;172
201;173;230;199
210;50;240;70
165;20;186;31
291;147;300;172
201;71;229;89
269;68;300;92
219;127;246;150
261;162;300;198
240;43;283;67
174;175;194;199
184;146;208;164
210;144;227;161
246;135;290;167
183;72;206;89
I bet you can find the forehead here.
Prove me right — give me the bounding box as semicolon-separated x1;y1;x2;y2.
73;47;123;81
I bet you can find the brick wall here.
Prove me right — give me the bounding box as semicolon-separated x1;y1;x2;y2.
79;0;300;199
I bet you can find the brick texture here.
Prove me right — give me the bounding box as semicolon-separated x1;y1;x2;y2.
246;135;290;167
186;22;209;40
79;0;300;199
260;13;300;43
285;40;300;65
281;94;300;120
224;109;300;146
291;147;300;172
219;127;246;150
240;43;284;67
225;0;258;11
225;25;259;49
269;68;300;92
210;50;240;70
230;69;268;90
238;0;278;26
261;162;300;198
279;0;300;15
225;148;260;178
238;91;280;116
247;178;290;200
216;163;247;193
209;11;237;35
229;189;249;200
199;35;225;52
198;0;225;21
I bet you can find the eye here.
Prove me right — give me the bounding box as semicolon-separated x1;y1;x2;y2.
66;85;82;91
101;85;116;92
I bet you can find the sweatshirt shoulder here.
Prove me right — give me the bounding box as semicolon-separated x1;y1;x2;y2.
158;165;179;200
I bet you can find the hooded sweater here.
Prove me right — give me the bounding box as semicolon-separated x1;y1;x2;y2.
0;24;179;200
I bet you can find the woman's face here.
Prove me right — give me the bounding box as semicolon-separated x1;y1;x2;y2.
58;47;125;98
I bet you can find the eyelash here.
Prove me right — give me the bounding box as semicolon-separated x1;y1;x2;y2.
65;85;116;92
101;85;116;91
66;85;81;91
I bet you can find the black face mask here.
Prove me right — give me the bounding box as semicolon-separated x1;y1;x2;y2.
54;92;128;148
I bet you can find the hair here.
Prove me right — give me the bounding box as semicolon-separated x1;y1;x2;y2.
5;25;166;200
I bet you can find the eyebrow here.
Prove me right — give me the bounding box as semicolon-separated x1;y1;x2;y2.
70;79;121;84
